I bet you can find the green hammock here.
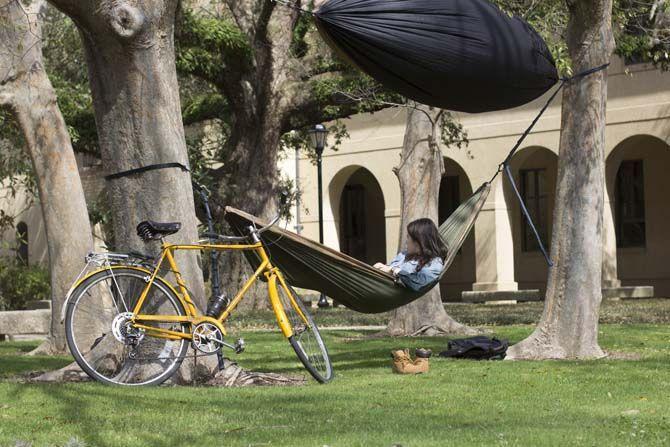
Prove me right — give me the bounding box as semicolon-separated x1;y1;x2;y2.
224;182;491;314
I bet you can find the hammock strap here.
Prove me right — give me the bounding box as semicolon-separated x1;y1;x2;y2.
105;162;190;181
504;164;553;267
486;63;609;267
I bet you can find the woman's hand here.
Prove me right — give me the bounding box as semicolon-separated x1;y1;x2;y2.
374;262;392;273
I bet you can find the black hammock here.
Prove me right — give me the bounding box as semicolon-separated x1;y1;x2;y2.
313;0;559;112
225;183;490;314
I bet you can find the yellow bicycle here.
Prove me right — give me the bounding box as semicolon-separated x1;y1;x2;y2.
63;187;332;386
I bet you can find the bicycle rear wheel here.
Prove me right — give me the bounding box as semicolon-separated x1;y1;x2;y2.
65;268;189;386
274;281;333;383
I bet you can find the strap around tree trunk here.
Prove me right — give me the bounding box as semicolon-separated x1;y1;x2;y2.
104;162;190;181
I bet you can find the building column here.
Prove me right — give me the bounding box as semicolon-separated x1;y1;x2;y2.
602;184;621;288
472;176;518;292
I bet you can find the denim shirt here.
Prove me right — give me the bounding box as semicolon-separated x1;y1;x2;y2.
388;252;443;292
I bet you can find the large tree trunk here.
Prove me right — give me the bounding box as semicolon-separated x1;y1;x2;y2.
210;0;297;311
37;0;215;380
214;108;284;311
386;104;478;336
48;0;205;308
506;0;614;360
0;0;93;354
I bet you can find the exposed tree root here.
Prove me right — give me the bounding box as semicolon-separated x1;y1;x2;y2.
505;331;606;360
206;359;306;387
26;339;68;357
385;313;488;337
29;354;304;387
31;362;90;383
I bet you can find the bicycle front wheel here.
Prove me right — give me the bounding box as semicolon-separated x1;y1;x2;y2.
65;268;189;386
274;281;333;383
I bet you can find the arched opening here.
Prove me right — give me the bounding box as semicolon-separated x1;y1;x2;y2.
438;158;475;301
16;221;28;265
334;167;386;265
504;146;558;292
606;135;670;296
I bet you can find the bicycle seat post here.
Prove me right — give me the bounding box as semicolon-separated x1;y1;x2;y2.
247;225;261;244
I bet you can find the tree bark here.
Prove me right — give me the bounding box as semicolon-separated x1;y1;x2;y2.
215;116;283;311
506;0;614;360
0;0;93;354
386;104;478;336
48;0;206;307
206;1;301;310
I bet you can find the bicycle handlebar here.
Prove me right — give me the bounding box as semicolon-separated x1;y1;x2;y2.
193;180;286;241
201;213;281;242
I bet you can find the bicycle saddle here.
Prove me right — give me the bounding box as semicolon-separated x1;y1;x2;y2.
137;220;181;241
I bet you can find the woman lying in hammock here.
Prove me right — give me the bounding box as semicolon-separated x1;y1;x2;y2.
374;218;446;291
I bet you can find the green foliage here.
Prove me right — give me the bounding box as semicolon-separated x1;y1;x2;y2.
42;6;99;155
86;190;114;249
280;120;350;164
439;111;469;149
497;0;670;72
186;128;226;190
492;0;572;75
0;209;16;233
308;72;404;122
0;111;36;200
182;93;229;125
289;0;315;58
276;171;301;222
50;78;97;155
0;258;50;311
614;0;670;70
176;10;252;85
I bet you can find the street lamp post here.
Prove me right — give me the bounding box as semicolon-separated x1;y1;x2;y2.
309;124;330;309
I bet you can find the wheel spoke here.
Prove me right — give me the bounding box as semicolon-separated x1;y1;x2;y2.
66;270;188;386
276;284;332;383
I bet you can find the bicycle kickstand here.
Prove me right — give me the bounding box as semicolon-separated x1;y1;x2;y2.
216;350;226;371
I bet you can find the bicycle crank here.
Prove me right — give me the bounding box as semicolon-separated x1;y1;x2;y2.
191;322;245;354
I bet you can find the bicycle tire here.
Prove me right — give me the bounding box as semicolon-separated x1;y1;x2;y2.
65;268;189;386
274;281;333;383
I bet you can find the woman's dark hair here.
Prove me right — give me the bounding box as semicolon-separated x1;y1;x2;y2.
405;218;448;271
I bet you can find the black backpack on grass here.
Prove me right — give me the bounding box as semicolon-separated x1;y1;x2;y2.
439;336;509;360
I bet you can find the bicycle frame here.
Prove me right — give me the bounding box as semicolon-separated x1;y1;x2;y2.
127;240;308;343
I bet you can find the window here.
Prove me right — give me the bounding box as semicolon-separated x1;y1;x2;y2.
16;221;28;265
615;160;646;247
520;168;548;252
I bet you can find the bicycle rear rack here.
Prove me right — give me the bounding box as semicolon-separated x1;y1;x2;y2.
59;251;156;323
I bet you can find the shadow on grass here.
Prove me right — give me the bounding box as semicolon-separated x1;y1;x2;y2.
15;383;333;447
0;354;71;378
11;377;670;447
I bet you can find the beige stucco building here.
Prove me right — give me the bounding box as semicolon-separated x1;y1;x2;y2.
3;57;669;301
0;153;106;266
290;57;670;301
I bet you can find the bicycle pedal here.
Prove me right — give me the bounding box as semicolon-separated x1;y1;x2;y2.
234;338;245;354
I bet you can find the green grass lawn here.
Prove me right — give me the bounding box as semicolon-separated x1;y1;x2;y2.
1;324;669;446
